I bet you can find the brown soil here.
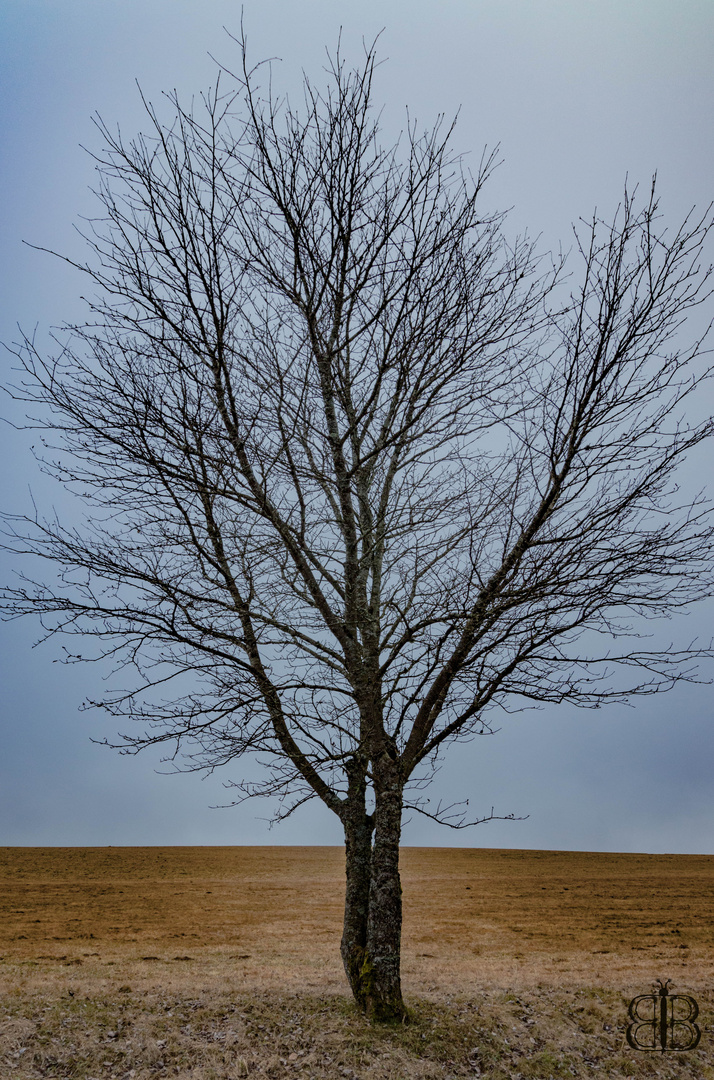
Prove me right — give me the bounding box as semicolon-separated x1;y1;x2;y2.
1;846;712;1078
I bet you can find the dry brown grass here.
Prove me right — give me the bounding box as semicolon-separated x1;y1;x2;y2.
1;846;713;1078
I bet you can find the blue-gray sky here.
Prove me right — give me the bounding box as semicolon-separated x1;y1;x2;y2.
1;0;713;851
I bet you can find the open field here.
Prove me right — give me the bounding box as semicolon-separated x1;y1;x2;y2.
1;846;713;1078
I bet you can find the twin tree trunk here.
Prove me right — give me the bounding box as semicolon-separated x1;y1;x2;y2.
340;758;407;1022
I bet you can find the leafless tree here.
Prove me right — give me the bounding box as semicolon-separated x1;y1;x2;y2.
3;38;714;1020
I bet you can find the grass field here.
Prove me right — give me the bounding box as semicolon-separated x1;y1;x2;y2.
1;846;713;1078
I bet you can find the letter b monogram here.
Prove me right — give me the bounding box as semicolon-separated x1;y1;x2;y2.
626;981;700;1052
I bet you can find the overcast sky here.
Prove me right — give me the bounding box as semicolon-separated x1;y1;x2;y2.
1;0;713;852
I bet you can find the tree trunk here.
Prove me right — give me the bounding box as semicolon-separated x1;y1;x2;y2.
364;764;407;1022
341;757;407;1022
340;761;373;1010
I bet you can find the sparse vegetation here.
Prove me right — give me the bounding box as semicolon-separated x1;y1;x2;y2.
2;984;713;1079
1;847;713;1076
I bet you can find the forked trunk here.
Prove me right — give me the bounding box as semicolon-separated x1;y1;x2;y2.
341;763;407;1023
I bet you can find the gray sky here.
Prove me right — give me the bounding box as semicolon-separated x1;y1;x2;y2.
1;0;713;851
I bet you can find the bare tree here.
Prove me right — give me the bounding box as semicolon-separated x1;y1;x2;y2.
3;38;714;1020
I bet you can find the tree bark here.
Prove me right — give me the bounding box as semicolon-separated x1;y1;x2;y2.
363;762;407;1022
340;760;373;1010
340;757;407;1021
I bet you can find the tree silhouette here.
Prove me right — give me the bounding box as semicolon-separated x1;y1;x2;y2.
3;38;713;1020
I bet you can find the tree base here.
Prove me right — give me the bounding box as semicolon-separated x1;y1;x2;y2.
358;950;409;1024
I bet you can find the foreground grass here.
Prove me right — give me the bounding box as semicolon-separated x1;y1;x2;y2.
1;985;712;1080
